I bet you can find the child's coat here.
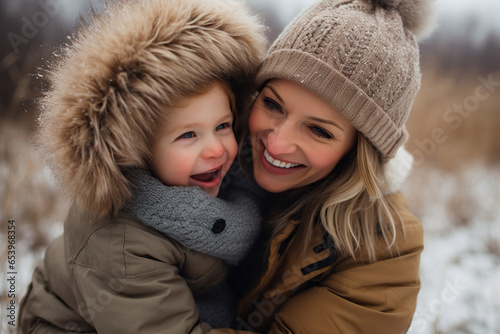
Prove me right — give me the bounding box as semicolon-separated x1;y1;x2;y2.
20;206;225;333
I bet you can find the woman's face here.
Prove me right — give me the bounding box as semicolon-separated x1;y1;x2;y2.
249;79;357;193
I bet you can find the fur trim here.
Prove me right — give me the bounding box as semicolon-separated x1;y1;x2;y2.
383;146;413;194
37;0;266;218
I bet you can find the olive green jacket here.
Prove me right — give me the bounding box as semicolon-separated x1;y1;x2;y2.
19;206;227;333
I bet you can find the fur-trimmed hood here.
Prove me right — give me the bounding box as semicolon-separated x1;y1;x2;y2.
37;0;267;218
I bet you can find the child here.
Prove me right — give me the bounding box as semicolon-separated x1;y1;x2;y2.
19;0;266;333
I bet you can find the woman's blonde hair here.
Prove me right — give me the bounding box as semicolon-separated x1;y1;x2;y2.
264;133;404;263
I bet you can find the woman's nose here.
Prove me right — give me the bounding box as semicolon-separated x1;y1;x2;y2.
201;136;225;159
266;122;298;155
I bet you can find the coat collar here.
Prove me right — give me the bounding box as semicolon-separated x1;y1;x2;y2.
245;220;337;304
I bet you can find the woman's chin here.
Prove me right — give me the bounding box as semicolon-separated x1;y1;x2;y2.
253;165;290;193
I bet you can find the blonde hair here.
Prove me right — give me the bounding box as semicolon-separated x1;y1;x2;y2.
265;133;404;263
157;80;237;130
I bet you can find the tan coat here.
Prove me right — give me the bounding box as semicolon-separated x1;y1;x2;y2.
19;206;228;333
215;192;423;334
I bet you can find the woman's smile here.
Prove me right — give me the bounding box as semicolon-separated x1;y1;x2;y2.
264;148;302;169
249;79;357;193
258;140;305;176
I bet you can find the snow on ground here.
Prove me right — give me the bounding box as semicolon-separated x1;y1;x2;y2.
404;166;500;334
0;122;66;334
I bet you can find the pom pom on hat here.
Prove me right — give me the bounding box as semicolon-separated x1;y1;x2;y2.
368;0;437;39
382;146;414;194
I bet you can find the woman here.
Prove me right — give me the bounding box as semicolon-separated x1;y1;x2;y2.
210;0;435;333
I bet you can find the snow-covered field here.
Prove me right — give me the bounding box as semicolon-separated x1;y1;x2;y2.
0;122;67;334
404;167;500;334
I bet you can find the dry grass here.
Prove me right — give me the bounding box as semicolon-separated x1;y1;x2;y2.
403;68;500;333
1;119;69;333
0;120;69;248
403;66;500;230
485;238;500;262
406;67;500;170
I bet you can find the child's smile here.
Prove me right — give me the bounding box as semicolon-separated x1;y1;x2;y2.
190;165;223;189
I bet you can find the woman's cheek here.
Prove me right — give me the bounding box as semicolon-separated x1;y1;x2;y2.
248;105;264;136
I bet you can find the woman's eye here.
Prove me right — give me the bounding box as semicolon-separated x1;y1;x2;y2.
263;97;282;112
216;122;231;131
310;126;333;139
178;131;195;139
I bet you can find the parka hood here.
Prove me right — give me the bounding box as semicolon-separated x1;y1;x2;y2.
37;0;267;218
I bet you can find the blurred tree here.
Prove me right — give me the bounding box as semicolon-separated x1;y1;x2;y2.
420;11;500;74
0;0;82;124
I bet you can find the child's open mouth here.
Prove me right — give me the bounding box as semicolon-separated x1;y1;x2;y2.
190;166;223;188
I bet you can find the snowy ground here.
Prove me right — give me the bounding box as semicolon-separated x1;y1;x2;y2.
404;166;500;334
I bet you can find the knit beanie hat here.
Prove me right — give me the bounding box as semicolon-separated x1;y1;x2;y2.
256;0;435;160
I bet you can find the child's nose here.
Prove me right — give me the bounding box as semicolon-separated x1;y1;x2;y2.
201;136;225;159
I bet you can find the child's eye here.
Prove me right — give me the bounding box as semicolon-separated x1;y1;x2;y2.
215;122;231;131
177;131;196;140
310;126;333;139
263;97;282;112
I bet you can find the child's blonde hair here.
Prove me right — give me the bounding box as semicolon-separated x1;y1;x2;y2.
161;80;237;127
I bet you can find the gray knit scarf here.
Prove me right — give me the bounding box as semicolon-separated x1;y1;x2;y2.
124;167;262;265
123;167;262;328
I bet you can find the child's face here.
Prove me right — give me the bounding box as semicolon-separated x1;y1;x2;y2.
151;83;238;197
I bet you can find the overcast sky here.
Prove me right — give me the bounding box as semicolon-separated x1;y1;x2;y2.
434;0;500;46
4;0;500;46
248;0;500;44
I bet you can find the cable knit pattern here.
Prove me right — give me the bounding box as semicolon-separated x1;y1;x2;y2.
256;0;436;160
124;167;261;265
